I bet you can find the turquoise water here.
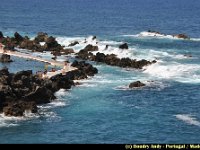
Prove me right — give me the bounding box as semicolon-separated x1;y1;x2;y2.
0;0;200;143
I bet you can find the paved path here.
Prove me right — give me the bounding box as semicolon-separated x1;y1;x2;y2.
0;48;77;78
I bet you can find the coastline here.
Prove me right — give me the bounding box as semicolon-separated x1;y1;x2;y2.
0;32;100;117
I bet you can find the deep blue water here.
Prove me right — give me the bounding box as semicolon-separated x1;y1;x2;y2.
1;0;200;143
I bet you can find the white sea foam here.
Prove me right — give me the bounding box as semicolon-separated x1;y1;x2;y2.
0;120;18;128
56;35;167;61
56;36;84;47
49;101;67;107
0;113;24;121
40;42;45;46
143;62;200;83
190;38;200;42
146;49;190;60
76;75;114;84
56;35;98;48
38;101;67;110
123;32;176;40
38;111;56;117
92;46;135;59
39;89;70;108
175;114;200;126
92;39;188;61
114;85;131;91
123;31;200;42
100;40;123;45
0;112;39;128
137;31;176;39
54;89;68;97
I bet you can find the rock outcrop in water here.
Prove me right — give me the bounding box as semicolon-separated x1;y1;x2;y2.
129;81;145;88
0;60;98;116
0;54;13;63
68;41;79;47
119;43;128;49
174;34;190;39
76;45;156;69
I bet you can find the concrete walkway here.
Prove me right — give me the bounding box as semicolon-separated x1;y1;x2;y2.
0;48;77;78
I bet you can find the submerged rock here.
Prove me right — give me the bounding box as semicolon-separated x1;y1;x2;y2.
129;81;145;88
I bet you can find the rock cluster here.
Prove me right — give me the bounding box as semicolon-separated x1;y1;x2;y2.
0;60;98;116
76;45;156;69
0;32;74;56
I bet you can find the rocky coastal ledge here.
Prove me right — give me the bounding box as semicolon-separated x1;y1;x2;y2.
0;61;98;116
76;44;156;69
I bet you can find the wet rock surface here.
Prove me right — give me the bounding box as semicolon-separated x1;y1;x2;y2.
0;54;13;63
129;81;146;88
76;47;156;69
0;60;98;116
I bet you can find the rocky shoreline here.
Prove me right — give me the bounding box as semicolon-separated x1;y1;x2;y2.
0;31;156;117
0;61;98;116
0;31;157;69
76;44;156;69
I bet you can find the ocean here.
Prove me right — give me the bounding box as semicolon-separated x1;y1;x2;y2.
0;0;200;143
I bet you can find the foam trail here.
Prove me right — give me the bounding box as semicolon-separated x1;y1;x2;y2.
100;40;123;45
0;116;19;127
175;114;200;126
123;31;176;39
123;31;200;41
143;62;200;83
0;113;33;128
190;38;200;41
137;31;175;39
54;89;69;97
